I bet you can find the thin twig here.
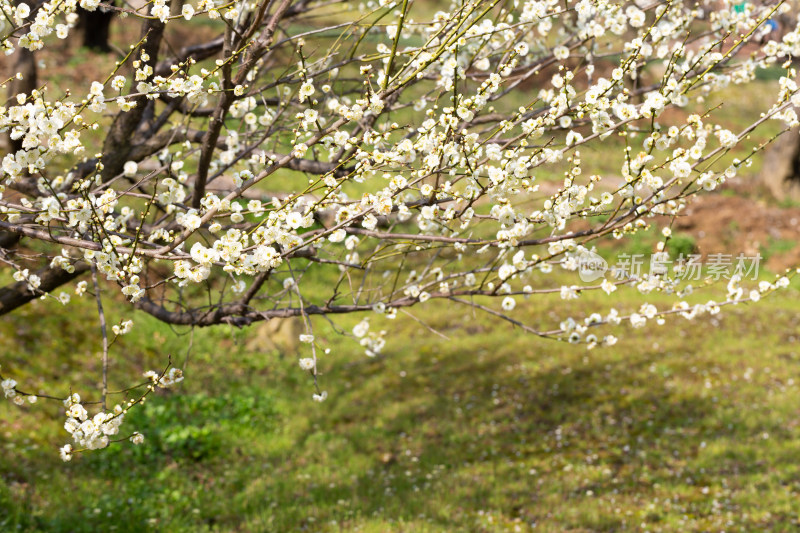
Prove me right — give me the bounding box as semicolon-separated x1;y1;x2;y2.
398;308;450;340
91;265;109;411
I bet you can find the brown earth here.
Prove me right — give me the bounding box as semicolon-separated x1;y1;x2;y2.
673;190;800;273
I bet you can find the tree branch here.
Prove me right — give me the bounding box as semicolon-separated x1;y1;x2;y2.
0;263;89;315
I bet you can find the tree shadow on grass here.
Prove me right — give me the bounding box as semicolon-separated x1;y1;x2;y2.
249;334;734;531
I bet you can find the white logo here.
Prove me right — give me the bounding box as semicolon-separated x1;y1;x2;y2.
578;250;608;282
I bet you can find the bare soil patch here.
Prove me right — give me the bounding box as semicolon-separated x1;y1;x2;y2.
674;191;800;272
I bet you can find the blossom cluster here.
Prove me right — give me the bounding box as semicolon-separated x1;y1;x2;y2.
62;394;125;454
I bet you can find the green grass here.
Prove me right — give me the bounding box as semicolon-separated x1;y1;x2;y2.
2;267;800;532
760;238;797;264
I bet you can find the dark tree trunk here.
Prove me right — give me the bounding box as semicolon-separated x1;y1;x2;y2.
80;6;115;52
759;126;800;203
5;27;37;153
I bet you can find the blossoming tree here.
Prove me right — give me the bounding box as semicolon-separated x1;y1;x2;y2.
1;0;799;460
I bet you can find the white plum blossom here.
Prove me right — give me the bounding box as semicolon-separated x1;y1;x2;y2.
312;391;328;402
2;379;17;398
353;319;370;338
123;161;138;177
299;80;315;103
